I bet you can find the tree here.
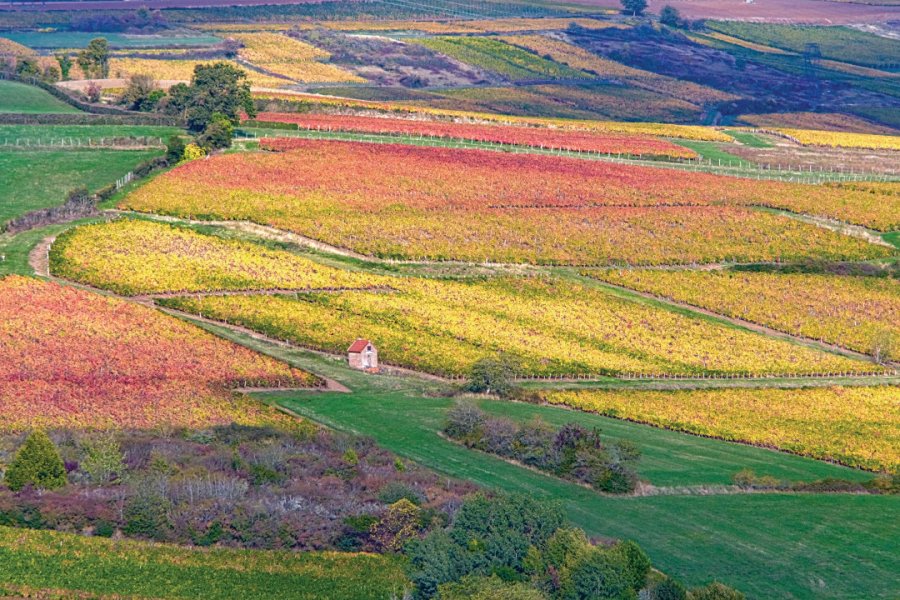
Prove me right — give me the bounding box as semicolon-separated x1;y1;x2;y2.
119;74;163;111
615;540;651;591
84;81;102;103
197;111;234;150
165;135;186;164
55;54;73;80
80;434;125;484
77;37;109;79
562;548;635;600
659;5;681;27
621;0;648;16
15;57;41;78
466;355;522;396
4;430;67;492
444;401;486;442
184;62;255;131
871;330;895;364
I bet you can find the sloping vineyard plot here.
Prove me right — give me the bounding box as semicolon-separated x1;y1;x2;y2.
119;140;895;266
542;386;900;471
587;269;900;356
248;112;697;158
0;276;320;431
51;219;393;296
150;278;876;379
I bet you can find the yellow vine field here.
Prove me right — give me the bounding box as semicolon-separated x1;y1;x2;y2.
542;386;900;471
50;219;393;296
148;281;880;379
108;58;288;87
771;128;900;151
229;33;363;83
588;269;900;355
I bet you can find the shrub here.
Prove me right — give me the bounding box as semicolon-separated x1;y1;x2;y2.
444;401;486;443
166;135;186;163
123;492;170;540
651;578;688;600
181;142;205;161
4;431;67;492
615;540;651;591
439;575;548;600
688;582;746;600
562;548;635;600
465;356;522;396
371;498;422;552
406;530;474;599
378;481;424;506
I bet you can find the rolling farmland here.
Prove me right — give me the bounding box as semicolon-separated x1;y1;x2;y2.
1;9;899;600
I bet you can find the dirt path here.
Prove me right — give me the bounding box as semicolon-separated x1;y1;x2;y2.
135;286;394;301
28;235;54;277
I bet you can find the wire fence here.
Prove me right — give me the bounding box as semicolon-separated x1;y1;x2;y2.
0;136;166;149
239;128;899;184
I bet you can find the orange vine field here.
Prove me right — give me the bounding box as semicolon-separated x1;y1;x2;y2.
119;139;894;265
249;112;698;158
0;276;321;431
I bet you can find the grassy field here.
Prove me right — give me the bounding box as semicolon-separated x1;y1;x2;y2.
0;80;79;114
0;124;181;143
0;526;407;600
161;320;899;599
2;31;221;49
0;149;161;226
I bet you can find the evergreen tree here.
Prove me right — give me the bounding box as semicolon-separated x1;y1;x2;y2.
5;430;67;492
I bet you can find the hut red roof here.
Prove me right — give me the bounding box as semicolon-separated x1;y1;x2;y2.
348;339;371;353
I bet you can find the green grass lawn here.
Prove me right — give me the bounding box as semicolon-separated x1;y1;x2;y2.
0;526;407;600
671;140;745;164
167;320;899;600
0;124;181;143
0;80;79;114
0;148;162;226
723;129;773;148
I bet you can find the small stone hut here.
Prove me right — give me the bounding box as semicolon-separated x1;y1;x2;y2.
347;339;378;370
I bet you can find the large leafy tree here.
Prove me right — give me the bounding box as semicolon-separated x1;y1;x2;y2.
184;62;255;132
621;0;648;16
77;38;109;79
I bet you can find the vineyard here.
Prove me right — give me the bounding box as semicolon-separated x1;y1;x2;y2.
500;35;738;105
0;276;320;431
253;91;733;141
412;37;591;82
108;58;288;87
542;386;900;471
51;219;392;295
117;140;898;266
2;13;900;599
739;112;899;135
146;276;880;379
763;128;900;151
587;269;899;356
248;112;698;158
0;527;407;600
229;33;363;83
706;22;900;68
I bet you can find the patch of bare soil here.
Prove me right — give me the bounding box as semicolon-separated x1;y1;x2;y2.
727;140;900;175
